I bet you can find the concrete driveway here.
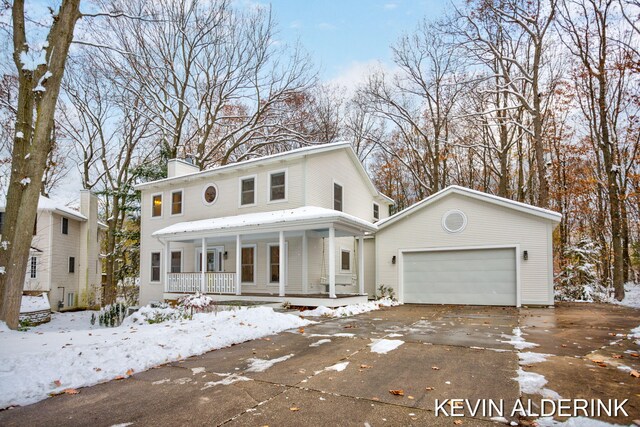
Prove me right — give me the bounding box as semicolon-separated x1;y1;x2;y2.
1;303;639;426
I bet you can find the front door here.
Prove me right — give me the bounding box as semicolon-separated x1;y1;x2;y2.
197;246;224;272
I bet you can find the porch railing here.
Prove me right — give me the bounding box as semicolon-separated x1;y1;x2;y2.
166;272;236;294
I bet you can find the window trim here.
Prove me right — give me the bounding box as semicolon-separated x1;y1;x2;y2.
151;192;163;219
240;244;257;285
170;249;183;274
68;256;75;274
266;242;288;285
202;183;219;206
61;217;69;234
373;202;380;222
333;180;344;212
150;251;161;283
267;169;288;204
340;247;352;273
170;189;184;217
239;174;257;208
29;255;38;279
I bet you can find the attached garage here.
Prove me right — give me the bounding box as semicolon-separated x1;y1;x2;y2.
375;186;561;307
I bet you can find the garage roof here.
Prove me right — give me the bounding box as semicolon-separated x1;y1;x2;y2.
377;185;562;229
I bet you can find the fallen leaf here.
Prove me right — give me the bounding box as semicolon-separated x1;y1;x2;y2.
425;387;435;391
289;407;300;412
372;397;380;401
630;370;640;378
298;328;305;334
630;353;639;358
114;375;125;380
454;421;463;425
597;363;607;368
561;344;567;347
431;366;440;370
360;364;373;369
389;389;404;396
408;395;415;400
53;380;62;387
612;354;623;359
126;369;134;376
592;359;604;364
344;325;355;329
63;388;79;395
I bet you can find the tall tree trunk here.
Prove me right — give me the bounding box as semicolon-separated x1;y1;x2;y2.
0;0;82;329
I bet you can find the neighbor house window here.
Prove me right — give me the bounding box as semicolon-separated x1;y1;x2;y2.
62;217;69;234
269;171;286;202
151;252;161;282
373;203;379;221
152;194;162;217
241;246;255;283
170;251;182;273
334;183;343;211
269;245;281;282
68;256;75;273
171;190;183;215
341;249;351;272
29;256;37;279
240;176;256;206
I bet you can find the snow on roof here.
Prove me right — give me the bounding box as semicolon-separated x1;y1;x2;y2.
153;206;377;238
0;195;87;221
378;185;562;229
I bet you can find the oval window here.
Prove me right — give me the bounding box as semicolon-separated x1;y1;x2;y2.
442;210;467;233
203;184;218;205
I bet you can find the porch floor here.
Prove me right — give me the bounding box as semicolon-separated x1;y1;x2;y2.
163;292;369;308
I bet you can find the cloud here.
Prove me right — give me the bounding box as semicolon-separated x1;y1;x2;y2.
327;60;399;96
290;20;302;29
317;22;336;31
383;2;398;9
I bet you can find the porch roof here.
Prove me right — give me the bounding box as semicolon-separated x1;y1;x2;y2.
152;206;377;240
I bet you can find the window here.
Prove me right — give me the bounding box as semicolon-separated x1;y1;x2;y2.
151;252;161;282
67;292;75;307
29;256;37;279
0;211;4;234
62;217;69;234
68;256;75;273
240;176;256;206
241;246;255;283
203;184;218;205
373;203;380;221
170;251;182;273
341;249;351;272
269;171;286;202
151;194;162;217
33;214;37;235
333;183;343;211
269;245;281;283
171;190;183;215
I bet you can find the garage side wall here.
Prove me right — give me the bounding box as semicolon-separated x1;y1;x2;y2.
375;194;554;305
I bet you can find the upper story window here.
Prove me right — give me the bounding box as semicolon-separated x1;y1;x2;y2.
333;183;343;212
373;203;380;222
203;184;218;205
62;217;69;235
240;176;256;206
269;171;286;202
68;256;75;273
171;190;183;215
152;194;162;217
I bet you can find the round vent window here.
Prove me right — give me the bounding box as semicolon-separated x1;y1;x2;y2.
202;184;218;205
442;210;467;233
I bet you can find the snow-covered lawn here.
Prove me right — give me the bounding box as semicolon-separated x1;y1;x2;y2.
298;297;399;317
0;306;309;409
613;282;640;309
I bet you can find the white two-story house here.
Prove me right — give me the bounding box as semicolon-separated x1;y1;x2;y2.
137;142;562;308
0;190;105;311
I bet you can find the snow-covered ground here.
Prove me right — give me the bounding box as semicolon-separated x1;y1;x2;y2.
298;297;399;317
0;306;309;409
613;282;640;309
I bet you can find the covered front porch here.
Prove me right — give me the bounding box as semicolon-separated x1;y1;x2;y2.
152;207;377;307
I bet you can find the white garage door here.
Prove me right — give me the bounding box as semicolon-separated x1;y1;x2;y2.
402;248;517;306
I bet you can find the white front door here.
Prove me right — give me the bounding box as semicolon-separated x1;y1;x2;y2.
197;246;224;272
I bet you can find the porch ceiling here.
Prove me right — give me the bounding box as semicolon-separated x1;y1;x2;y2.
152;206;377;242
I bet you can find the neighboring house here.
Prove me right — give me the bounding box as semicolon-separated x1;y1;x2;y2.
0;190;105;311
136;142;561;308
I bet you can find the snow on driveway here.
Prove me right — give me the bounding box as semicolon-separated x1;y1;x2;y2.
369;339;404;354
0;306;309;409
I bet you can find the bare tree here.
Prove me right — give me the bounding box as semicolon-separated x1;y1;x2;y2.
0;0;82;329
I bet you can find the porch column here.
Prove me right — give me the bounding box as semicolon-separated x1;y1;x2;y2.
164;240;171;292
279;231;285;297
200;237;206;293
328;226;336;298
301;231;308;294
236;234;242;295
358;236;365;295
